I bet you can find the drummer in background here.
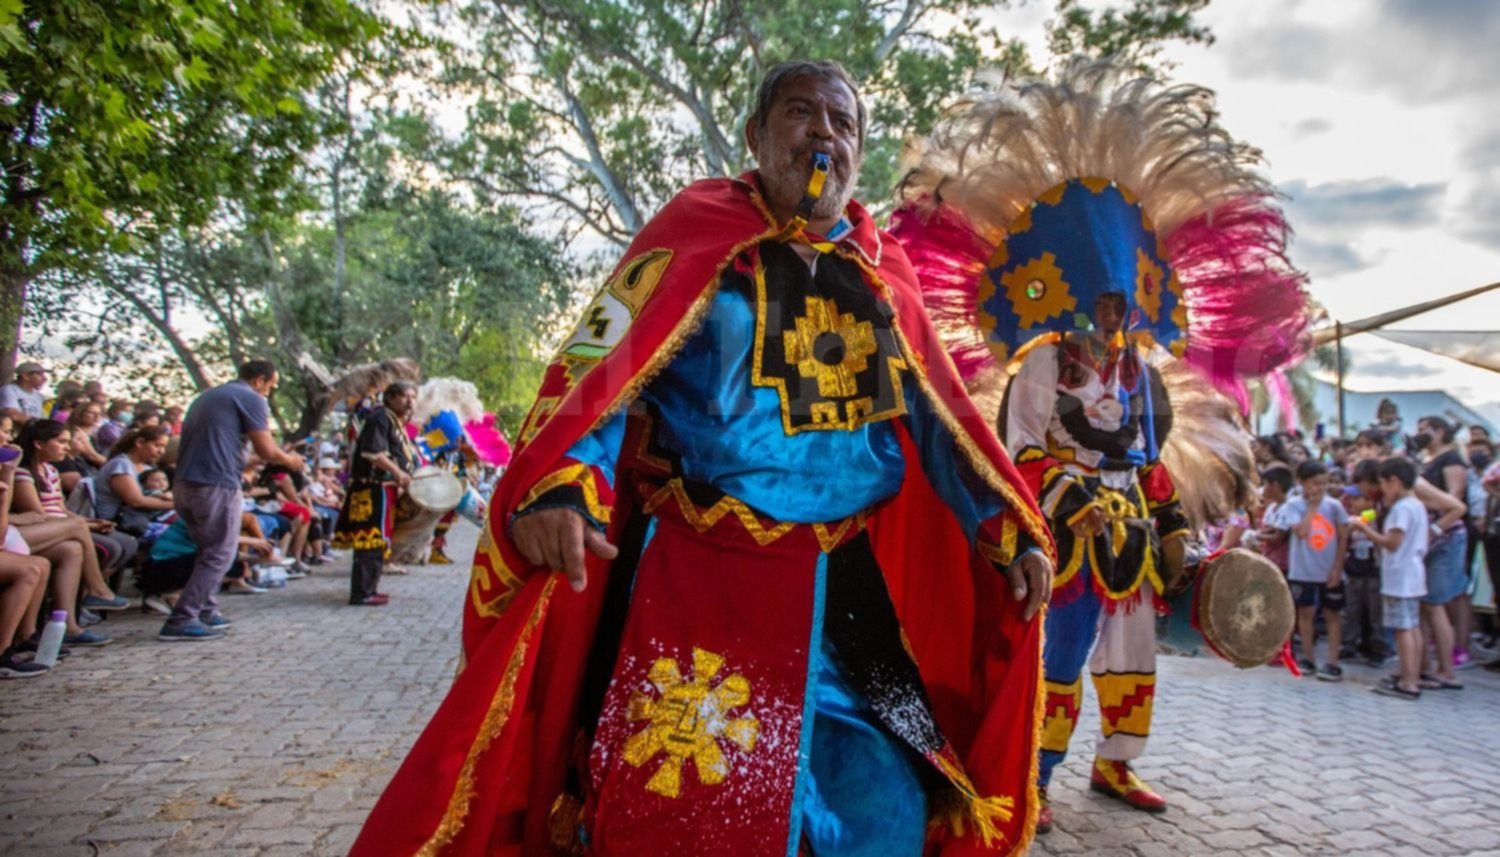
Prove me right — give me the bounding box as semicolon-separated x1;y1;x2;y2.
333;381;417;606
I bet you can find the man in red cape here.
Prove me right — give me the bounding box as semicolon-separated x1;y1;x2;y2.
351;61;1055;857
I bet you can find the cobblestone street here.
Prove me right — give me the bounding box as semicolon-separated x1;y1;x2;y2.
3;520;1499;856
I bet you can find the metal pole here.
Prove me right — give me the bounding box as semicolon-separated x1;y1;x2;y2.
1335;320;1346;438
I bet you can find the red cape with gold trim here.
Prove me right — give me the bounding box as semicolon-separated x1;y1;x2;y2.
349;174;1056;857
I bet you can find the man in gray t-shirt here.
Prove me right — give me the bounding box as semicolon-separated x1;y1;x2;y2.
176;380;272;486
161;360;304;641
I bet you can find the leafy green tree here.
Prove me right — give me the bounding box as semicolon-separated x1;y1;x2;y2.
34;181;574;438
439;0;1028;249
1046;0;1215;70
436;0;1215;251
273;183;576;436
0;0;385;376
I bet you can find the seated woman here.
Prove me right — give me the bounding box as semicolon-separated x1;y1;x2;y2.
93;425;174;540
58;401;109;493
0;441;53;679
14;419;140;590
138;518;270;615
0;416;121;647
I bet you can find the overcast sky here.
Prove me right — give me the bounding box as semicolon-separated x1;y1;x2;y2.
993;0;1500;425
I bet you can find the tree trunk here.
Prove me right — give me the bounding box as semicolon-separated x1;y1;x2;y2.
98;272;215;391
331;158;350;361
0;261;28;382
293;383;331;441
258;232;334;436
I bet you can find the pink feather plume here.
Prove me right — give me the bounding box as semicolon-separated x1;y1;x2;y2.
1169;196;1311;402
464;413;512;467
888;201;998;382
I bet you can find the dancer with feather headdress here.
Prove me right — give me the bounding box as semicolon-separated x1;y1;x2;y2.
890;60;1310;832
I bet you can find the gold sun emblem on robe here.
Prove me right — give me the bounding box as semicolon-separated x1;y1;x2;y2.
784;296;879;399
622;647;760;799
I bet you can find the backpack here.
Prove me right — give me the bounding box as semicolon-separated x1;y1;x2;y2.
65;476;97;518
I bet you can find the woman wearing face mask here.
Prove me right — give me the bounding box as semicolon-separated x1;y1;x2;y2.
94;400;133;451
1413;416;1474;673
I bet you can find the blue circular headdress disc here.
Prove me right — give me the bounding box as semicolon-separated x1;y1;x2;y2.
978;178;1185;363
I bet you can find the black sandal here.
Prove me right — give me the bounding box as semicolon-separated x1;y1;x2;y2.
1418;673;1463;690
1373;677;1420;700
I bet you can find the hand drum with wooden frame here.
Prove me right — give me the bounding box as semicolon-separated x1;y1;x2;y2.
1159;548;1294;668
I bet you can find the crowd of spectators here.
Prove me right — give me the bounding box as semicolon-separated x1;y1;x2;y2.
1219;398;1500;699
0;361;365;677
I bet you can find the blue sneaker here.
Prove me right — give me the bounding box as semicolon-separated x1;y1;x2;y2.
200;614;233;628
81;594;130;611
63;629;111;647
158;621;226;642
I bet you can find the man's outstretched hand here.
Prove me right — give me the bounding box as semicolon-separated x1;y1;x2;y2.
511;507;619;593
1005;550;1055;621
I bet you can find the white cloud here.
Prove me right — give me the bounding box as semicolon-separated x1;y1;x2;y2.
981;1;1500;416
1155;0;1500;416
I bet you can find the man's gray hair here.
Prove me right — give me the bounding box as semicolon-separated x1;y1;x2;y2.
752;60;867;143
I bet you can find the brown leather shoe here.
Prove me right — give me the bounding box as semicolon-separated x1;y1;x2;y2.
1089;758;1167;813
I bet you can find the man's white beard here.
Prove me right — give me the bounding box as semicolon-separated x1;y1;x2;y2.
757;134;860;225
810;173;857;220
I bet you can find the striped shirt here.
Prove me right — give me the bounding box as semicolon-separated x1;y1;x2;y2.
16;462;67;517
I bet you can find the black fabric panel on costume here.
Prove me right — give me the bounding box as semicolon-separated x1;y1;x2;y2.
577;506;653;743
1147;364;1173;445
824;531;946;773
1088;519;1158;595
755;241;904;432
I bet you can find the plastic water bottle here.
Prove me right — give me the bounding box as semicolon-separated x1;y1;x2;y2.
33;610;67;668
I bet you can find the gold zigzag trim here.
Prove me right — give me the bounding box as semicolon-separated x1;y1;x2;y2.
641;478;865;551
415;577;558;857
332;528;388;553
812;513;865;553
643;479;796;546
517;462;612;526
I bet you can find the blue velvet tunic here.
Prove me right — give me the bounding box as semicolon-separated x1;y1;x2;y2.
553;251;1026;856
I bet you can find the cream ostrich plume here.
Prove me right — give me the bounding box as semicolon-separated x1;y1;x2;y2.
412;378;485;426
330;358;422;408
898;59;1268;245
1154;359;1258;528
889;59;1308;527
